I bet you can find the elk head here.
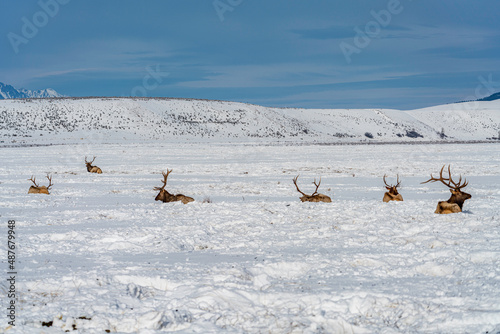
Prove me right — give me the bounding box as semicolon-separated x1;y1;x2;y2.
292;175;332;203
421;165;471;214
28;174;53;195
85;156;102;174
154;169;194;204
383;174;403;202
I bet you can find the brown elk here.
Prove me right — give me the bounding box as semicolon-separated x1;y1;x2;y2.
383;174;403;202
28;174;53;194
85;156;102;174
292;175;332;203
421;165;471;214
154;169;194;204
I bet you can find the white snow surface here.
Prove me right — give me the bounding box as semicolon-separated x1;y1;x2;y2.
1;142;500;333
1;97;500;145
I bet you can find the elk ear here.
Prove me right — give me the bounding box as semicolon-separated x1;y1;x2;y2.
386;187;391;190
449;189;456;194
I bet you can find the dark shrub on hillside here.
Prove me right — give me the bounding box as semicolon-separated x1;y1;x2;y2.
406;130;423;138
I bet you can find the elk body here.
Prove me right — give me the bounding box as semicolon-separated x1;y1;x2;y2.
85;156;102;174
28;175;53;195
292;175;331;203
421;165;471;214
383;174;403;202
154;169;194;204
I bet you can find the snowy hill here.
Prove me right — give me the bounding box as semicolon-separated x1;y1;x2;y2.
0;97;499;145
0;82;64;99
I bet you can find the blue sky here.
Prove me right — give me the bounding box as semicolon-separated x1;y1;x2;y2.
1;0;500;109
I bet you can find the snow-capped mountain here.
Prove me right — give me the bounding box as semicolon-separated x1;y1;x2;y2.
0;97;499;146
0;82;64;99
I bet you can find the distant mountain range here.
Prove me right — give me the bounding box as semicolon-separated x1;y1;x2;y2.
454;91;500;104
1;80;499;104
0;82;64;99
477;92;500;102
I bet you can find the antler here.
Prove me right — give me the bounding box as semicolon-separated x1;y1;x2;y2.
383;174;390;187
396;174;401;188
311;178;322;196
293;175;322;196
384;174;401;188
28;175;39;187
292;175;308;196
446;165;468;190
154;169;173;191
46;174;53;190
421;165;468;190
85;156;96;164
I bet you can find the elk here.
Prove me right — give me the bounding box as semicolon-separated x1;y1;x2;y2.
154;169;194;204
421;165;471;214
292;175;332;203
85;156;102;174
383;174;403;202
28;174;53;194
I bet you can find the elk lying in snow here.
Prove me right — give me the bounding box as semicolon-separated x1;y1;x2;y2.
154;169;194;204
85;156;102;174
292;175;332;203
28;174;53;194
421;165;471;214
383;174;403;202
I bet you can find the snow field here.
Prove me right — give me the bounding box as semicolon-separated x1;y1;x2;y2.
1;143;500;333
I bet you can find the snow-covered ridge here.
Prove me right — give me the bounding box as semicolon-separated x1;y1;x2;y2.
1;97;499;145
0;82;64;100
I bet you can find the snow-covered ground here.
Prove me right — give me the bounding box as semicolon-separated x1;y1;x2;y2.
1;142;500;333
